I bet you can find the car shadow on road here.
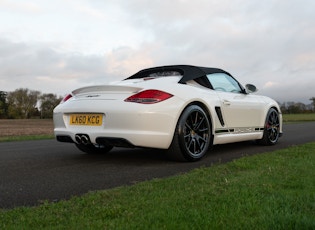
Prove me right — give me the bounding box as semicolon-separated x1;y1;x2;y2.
67;140;274;167
71;147;171;164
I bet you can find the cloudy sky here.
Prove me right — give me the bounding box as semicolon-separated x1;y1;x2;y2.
0;0;314;103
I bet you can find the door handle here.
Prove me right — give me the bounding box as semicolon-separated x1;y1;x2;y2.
223;100;231;105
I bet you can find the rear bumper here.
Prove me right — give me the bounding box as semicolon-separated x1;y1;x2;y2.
53;100;182;149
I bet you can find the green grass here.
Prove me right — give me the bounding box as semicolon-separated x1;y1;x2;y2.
283;113;315;123
0;134;54;142
1;142;315;229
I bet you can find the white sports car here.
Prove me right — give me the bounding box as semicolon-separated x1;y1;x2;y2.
53;65;283;161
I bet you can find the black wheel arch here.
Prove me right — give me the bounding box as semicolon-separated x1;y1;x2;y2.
270;106;280;113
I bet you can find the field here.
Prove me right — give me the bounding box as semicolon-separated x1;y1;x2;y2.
0;119;53;137
0;119;53;141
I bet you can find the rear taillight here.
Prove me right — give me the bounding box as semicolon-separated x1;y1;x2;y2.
60;94;73;104
124;90;173;104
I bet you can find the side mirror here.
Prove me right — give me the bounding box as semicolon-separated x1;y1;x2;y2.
245;84;258;93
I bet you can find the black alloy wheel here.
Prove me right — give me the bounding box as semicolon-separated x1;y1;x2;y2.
259;108;280;145
168;105;211;161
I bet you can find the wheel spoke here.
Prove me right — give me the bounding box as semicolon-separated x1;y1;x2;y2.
187;138;193;150
185;121;193;131
194;116;205;130
197;134;207;144
194;111;199;127
189;113;196;129
199;127;208;132
193;140;197;154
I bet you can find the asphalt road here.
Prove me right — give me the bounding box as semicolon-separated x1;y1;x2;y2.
1;122;315;209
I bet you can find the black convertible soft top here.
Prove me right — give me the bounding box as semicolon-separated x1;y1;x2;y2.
125;65;233;84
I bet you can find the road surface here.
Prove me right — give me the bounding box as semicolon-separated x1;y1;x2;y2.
1;122;315;209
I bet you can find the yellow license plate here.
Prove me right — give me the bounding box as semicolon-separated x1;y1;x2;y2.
70;114;103;126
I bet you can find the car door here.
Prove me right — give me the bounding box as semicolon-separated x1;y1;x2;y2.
207;73;265;130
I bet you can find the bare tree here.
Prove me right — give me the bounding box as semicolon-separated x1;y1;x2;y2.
7;88;41;118
0;91;8;118
40;93;62;118
310;97;315;111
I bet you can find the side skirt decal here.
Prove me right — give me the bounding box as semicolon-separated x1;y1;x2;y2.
215;127;264;135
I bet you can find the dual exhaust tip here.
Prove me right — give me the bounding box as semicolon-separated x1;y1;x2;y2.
75;134;91;145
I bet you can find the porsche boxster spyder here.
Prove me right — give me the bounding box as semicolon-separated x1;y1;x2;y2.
53;65;283;161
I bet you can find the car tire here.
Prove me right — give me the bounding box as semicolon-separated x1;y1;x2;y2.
167;105;212;162
75;143;113;154
258;108;280;145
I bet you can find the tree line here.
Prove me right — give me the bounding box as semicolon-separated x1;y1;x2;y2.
0;88;315;119
0;89;62;119
280;98;315;114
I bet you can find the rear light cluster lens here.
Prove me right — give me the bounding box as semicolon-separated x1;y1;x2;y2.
125;90;173;104
60;94;73;104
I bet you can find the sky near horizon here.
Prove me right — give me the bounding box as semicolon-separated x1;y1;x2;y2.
0;0;314;104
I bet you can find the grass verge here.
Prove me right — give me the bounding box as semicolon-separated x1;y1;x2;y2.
282;113;315;123
0;134;54;142
1;142;315;229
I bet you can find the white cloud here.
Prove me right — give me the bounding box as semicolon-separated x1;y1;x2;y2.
0;0;41;13
104;46;154;77
263;81;279;89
